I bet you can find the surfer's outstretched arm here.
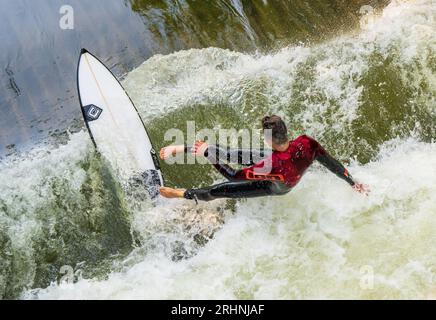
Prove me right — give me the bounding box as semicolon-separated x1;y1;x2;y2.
159;142;270;181
307;137;369;194
193;141;281;183
315;152;356;186
304;136;355;185
159;143;245;181
203;145;271;166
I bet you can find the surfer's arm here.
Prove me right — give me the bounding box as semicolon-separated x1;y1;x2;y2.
199;144;245;181
159;143;245;180
192;141;283;183
316;152;356;186
312;140;370;194
210;163;245;181
205;144;271;166
307;137;356;186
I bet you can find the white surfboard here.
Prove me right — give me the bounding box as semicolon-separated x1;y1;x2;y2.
77;49;163;197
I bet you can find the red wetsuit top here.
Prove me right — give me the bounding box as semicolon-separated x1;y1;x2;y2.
239;135;325;187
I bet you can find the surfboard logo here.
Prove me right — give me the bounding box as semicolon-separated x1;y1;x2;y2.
83;104;103;122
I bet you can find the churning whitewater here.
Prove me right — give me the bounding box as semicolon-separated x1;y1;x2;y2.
0;0;434;299
21;138;436;299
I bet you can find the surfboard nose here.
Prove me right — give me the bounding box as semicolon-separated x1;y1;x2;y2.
80;48;89;55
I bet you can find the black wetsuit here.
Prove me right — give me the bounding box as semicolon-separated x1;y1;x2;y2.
184;135;355;202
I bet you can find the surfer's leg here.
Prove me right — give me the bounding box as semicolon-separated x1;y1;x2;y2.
184;180;290;202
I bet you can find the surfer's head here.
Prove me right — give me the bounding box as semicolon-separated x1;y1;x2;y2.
262;115;289;151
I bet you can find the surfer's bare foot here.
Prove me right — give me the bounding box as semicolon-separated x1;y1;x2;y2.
160;187;186;199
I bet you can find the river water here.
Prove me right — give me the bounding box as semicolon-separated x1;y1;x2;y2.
1;0;435;299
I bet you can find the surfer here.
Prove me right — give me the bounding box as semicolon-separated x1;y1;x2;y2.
159;115;369;202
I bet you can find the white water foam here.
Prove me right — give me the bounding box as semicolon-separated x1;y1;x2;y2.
25;138;436;299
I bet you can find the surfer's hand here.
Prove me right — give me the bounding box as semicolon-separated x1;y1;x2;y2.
160;145;185;160
353;183;370;196
192;141;209;157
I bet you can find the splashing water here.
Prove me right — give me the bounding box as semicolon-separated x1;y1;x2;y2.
23;138;436;299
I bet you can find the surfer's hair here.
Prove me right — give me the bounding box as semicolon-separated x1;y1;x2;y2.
262;115;288;145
